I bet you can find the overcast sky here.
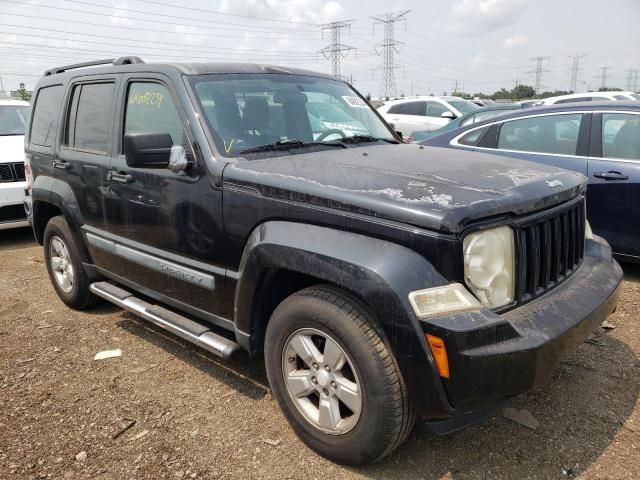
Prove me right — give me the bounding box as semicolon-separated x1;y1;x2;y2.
1;0;639;97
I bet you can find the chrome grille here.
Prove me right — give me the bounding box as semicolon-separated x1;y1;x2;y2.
0;163;26;182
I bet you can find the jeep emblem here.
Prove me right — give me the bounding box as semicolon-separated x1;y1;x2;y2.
546;179;564;188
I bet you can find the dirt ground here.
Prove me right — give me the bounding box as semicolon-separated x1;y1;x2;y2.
0;227;638;480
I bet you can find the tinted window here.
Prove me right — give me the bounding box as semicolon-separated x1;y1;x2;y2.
66;83;115;153
125;82;184;148
602;113;640;160
0;105;29;136
425;101;449;118
497;114;582;155
613;95;629;100
458;126;490;146
387;104;403;114
30;85;63;147
399;101;425;116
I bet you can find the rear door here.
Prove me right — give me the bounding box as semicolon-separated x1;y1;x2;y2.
56;77;120;237
587;111;640;260
384;101;427;136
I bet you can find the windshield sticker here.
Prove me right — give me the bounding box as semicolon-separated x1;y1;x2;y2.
342;96;368;108
129;89;164;110
224;138;235;153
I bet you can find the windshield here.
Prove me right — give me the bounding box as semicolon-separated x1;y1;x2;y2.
0;105;29;136
448;100;480;115
190;74;394;157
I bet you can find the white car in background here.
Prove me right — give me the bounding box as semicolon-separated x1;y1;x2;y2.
377;96;480;135
542;91;640;105
0;99;30;230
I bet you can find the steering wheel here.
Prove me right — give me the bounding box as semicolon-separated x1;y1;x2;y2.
316;129;347;142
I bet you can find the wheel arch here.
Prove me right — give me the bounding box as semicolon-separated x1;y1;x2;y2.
233;220;454;417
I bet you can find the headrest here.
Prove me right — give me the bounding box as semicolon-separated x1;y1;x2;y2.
242;97;270;130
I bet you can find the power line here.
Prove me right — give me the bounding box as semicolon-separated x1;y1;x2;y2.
318;20;356;79
371;10;409;99
529;56;551;94
568;53;588;92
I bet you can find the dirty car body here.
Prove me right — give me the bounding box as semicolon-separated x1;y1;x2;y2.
24;59;621;464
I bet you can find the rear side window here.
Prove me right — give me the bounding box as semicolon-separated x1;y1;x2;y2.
556;97;591;104
30;85;63;147
458;126;489;146
602;113;640;160
387;104;403;114
497;114;583;155
66;82;115;153
124;82;184;148
400;101;425;116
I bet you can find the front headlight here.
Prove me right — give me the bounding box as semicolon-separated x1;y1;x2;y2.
463;226;515;309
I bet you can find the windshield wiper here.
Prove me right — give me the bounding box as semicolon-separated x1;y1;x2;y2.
331;135;399;145
240;139;347;154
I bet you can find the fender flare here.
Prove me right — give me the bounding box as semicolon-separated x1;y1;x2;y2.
31;175;85;243
234;220;454;416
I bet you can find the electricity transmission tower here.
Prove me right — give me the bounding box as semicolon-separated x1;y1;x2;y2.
628;69;639;92
371;10;410;99
568;54;588;92
635;70;639;92
318;20;356;79
599;66;610;90
529;56;551;95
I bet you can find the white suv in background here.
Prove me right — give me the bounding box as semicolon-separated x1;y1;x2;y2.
542;91;640;104
377;96;480;135
0;99;30;230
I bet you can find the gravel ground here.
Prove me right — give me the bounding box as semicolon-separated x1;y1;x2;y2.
1;227;638;480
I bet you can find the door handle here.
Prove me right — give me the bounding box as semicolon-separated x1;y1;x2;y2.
107;171;134;184
52;160;71;170
593;171;629;181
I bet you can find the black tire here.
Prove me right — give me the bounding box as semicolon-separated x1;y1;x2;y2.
264;285;415;465
43;215;98;310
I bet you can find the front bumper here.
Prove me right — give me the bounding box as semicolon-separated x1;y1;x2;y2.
0;181;28;230
423;235;622;413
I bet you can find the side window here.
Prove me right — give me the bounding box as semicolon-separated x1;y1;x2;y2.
124;82;184;148
497;114;583;155
458;126;490;146
401;101;425;116
425;102;450;118
30;85;63;148
387;104;403;114
602;113;640;160
66;82;115;153
460;114;476;126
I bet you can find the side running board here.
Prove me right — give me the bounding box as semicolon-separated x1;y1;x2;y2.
89;281;240;359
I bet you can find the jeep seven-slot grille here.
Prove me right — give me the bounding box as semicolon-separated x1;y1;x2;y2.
515;197;585;304
0;163;26;182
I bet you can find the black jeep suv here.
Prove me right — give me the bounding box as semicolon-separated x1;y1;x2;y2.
24;57;622;465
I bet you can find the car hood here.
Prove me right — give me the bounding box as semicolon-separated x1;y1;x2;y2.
223;143;586;233
0;135;25;164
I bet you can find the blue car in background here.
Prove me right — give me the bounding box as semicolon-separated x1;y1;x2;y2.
407;104;524;142
421;101;640;262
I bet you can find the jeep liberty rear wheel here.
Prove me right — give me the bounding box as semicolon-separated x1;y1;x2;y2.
264;285;415;465
43;215;97;310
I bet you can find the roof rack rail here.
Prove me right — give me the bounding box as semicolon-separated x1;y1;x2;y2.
44;56;145;76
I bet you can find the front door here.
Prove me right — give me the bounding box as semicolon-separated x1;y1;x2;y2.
93;76;230;321
587;112;640;260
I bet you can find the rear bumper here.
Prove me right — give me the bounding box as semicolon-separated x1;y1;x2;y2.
421;235;621;418
0;181;28;230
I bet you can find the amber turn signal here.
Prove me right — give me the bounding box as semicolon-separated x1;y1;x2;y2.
426;334;450;379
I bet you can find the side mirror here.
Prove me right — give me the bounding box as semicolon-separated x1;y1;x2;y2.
124;133;173;168
395;130;403;139
441;111;456;119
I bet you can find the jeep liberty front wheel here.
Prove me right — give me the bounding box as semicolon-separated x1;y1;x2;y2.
43;215;97;310
264;285;415;465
